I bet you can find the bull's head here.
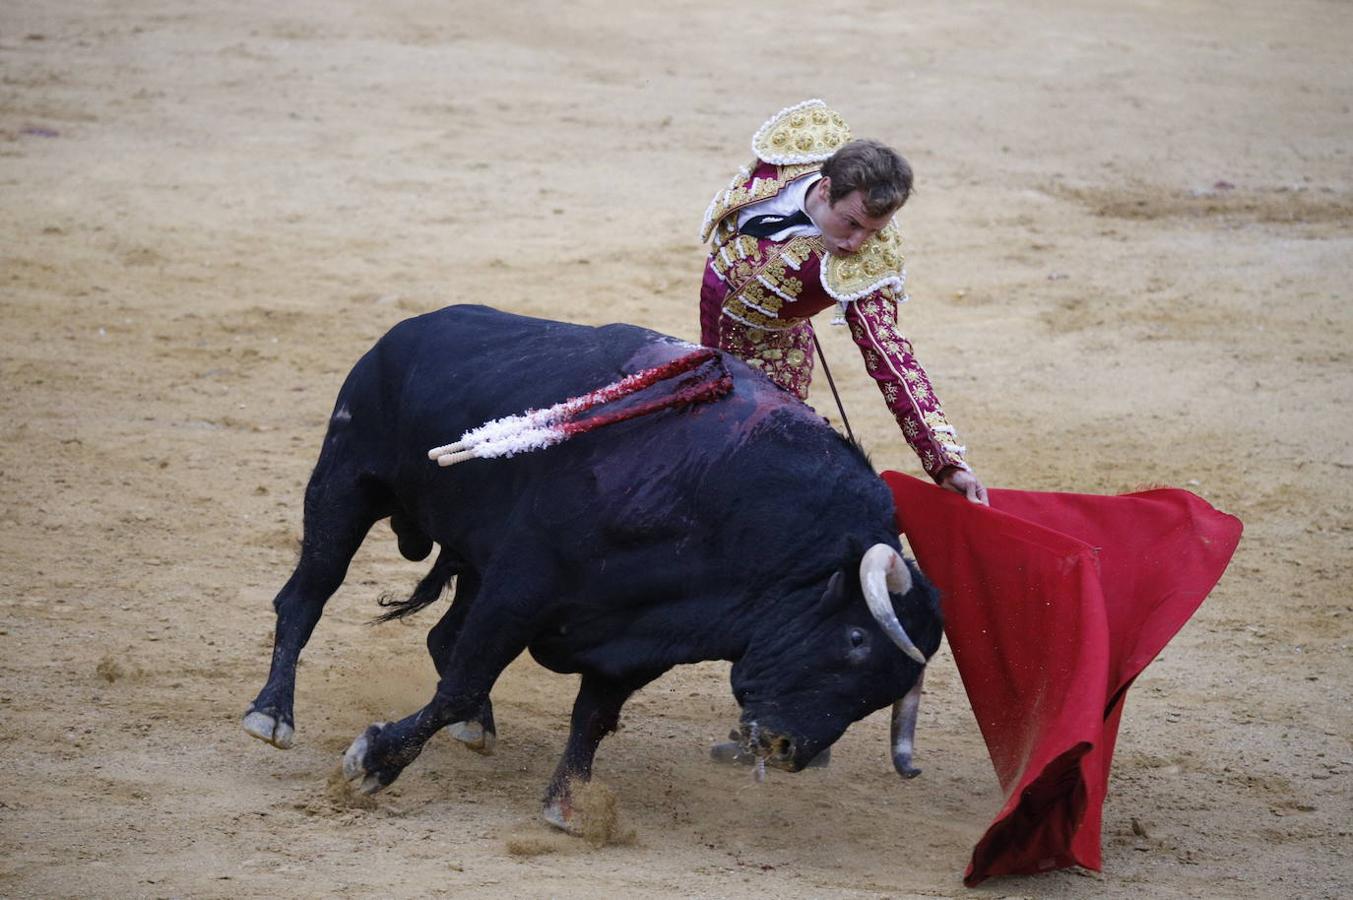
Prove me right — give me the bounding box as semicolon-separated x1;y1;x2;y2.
728;543;942;775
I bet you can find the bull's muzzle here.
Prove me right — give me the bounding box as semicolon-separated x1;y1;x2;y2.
736;721;798;772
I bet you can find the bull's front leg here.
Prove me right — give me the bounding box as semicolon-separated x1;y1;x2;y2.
342;706;464;794
542;672;658;833
341;674;500;794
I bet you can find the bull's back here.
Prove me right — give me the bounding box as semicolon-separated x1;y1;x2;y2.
323;305;705;502
380;305;686;441
362;305;848;481
325;305;879;565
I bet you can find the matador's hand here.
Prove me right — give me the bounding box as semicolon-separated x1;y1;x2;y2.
939;467;989;506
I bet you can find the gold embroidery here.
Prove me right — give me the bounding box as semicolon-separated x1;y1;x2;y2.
856;296;885;318
719;236;819;328
742;280;782;315
717;298;817;401
923;409;954;433
709;218;738;252
772;274;805;299
822;224;907;302
752;99;852;165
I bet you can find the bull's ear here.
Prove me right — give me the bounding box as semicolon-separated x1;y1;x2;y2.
821;570;847;605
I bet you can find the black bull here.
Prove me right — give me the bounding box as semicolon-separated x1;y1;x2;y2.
244;305;942;829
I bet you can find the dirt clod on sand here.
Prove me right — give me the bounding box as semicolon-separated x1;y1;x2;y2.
324;766;378;812
505;833;564;858
95;656;124;684
573;779;638;849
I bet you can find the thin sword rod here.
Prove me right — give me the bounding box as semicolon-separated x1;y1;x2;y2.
811;329;855;444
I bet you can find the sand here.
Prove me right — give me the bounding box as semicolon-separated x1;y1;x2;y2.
1;0;1350;896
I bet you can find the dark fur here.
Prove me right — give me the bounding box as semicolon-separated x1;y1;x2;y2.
245;305;941;814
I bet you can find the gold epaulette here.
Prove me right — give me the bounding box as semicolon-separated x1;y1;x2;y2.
822;223;908;302
751;99;852;165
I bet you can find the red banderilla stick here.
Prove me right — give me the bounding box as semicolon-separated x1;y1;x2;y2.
428;348;730;466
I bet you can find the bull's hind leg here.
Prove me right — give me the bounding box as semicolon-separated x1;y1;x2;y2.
243;462;388;749
426;570;498;755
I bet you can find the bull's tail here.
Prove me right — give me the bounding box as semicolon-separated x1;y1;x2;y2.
373;547;457;623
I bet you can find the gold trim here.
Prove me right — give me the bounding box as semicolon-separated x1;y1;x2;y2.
822;223;908;302
751;99;852;165
718;236;820;329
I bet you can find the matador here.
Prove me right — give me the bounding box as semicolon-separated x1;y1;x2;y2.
699;99;987;503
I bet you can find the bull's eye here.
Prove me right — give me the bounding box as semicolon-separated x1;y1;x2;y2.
849;628;866;648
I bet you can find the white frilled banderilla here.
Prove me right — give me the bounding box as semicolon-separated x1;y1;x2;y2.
427;348;731;467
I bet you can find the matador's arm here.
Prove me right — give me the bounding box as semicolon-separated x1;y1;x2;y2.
845;290;970;481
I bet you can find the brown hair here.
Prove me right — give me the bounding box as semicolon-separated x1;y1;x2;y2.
820;140;914;217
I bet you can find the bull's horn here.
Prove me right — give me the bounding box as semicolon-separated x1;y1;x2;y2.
859;544;926;665
889;669;925;778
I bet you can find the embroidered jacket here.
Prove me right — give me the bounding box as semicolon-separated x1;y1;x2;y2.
698;99;969;479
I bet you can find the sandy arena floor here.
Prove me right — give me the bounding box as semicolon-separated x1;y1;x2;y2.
2;1;1350;896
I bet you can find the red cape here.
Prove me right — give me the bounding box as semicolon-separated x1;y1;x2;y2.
882;471;1242;886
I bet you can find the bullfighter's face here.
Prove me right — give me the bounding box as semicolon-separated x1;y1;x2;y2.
808;178;895;256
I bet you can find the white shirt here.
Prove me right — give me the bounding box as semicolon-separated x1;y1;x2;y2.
734;175;822;242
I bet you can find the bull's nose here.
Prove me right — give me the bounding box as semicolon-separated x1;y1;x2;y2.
740;723;797;769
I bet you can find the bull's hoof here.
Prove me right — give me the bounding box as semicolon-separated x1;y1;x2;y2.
541;798;580;835
243;706;294;749
342;723;391;795
446;720;497;756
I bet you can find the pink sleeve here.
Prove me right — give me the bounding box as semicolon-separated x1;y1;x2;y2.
846;290;970;480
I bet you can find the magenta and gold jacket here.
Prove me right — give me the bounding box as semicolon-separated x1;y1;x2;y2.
699;100;969;479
